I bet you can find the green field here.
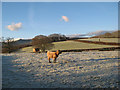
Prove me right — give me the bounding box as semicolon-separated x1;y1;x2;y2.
16;40;119;53
78;38;119;43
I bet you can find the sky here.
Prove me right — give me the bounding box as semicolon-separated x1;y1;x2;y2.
2;2;118;39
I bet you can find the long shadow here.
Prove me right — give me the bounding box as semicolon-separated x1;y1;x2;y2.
2;55;17;88
2;55;73;88
2;55;24;88
2;54;120;88
2;55;40;88
82;57;120;62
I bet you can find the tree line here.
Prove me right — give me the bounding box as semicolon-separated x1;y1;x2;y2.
31;34;68;52
1;33;68;53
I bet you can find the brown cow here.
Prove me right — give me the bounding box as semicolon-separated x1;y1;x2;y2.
47;50;61;63
33;48;39;53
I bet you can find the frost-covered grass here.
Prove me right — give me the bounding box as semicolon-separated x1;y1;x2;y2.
79;38;119;43
2;51;120;88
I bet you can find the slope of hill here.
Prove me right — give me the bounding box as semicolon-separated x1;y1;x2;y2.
66;30;114;38
87;30;114;36
15;40;119;53
14;39;32;45
93;30;120;38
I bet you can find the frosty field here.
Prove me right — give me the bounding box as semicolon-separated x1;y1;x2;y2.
2;51;120;88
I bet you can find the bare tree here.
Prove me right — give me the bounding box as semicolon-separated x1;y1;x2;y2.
2;37;16;53
32;35;54;52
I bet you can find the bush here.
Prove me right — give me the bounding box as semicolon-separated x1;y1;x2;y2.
48;33;67;42
1;37;16;53
32;35;54;52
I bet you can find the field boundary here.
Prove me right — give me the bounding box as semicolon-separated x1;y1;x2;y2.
70;39;120;46
51;47;120;52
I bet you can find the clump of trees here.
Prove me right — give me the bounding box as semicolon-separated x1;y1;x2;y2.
1;33;68;53
31;35;54;52
1;37;31;53
32;34;68;52
48;33;68;42
1;37;18;53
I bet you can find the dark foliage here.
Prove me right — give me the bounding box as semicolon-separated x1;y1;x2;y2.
32;35;54;52
1;37;16;53
48;33;68;42
1;37;32;53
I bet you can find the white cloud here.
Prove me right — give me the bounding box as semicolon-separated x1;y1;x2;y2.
62;16;69;22
7;22;22;31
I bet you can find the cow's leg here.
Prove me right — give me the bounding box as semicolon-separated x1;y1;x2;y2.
53;58;56;63
48;57;51;63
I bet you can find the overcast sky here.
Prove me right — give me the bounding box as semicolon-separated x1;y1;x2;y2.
2;2;118;39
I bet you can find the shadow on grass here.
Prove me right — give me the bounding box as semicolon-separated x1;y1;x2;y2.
2;54;120;88
2;55;73;88
80;58;120;61
88;57;120;62
2;55;38;88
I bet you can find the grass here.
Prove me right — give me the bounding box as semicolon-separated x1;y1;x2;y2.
51;41;118;50
15;46;33;53
2;51;119;88
15;40;119;53
78;38;119;43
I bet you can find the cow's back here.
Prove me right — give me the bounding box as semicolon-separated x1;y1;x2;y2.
47;51;57;58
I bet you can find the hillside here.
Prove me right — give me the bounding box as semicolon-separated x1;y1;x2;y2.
14;39;32;45
15;40;119;53
66;30;114;38
92;30;120;38
87;30;113;36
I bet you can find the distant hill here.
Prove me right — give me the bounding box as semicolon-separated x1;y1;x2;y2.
66;34;86;38
92;30;120;38
11;30;118;46
66;30;114;38
14;39;32;45
87;30;114;36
